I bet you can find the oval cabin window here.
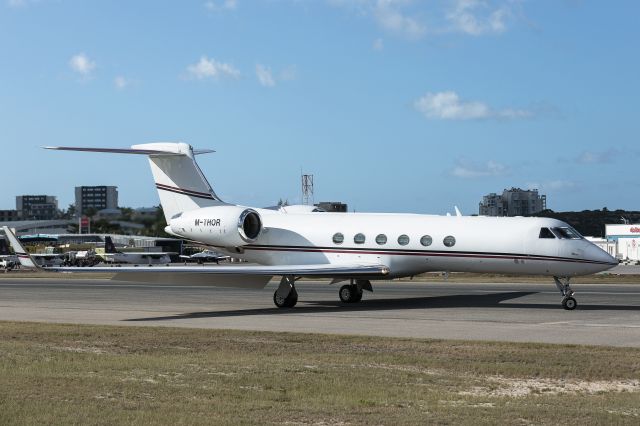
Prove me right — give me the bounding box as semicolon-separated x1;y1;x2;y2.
397;234;410;246
443;236;456;247
375;234;387;245
354;233;366;244
420;235;432;246
333;233;344;244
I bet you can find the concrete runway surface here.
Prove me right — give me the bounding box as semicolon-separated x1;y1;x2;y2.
1;278;639;347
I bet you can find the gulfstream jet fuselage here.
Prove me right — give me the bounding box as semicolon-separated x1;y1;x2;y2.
5;142;616;310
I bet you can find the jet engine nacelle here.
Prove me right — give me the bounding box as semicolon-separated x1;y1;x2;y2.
168;206;263;248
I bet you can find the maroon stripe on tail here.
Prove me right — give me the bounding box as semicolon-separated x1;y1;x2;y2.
155;183;216;200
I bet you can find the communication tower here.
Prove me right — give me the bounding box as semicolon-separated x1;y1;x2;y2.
301;174;314;205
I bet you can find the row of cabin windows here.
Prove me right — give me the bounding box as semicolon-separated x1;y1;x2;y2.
332;233;456;247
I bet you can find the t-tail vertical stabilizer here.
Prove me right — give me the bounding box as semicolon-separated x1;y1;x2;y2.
44;142;225;222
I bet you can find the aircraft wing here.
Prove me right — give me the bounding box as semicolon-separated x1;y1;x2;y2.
47;263;389;277
4;224;389;289
48;264;390;289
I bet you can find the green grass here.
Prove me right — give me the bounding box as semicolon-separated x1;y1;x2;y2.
1;322;639;425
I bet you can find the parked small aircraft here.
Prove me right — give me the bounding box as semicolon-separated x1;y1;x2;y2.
0;238;17;270
180;249;230;264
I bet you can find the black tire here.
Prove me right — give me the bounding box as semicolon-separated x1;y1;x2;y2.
339;285;363;303
284;289;298;307
562;296;577;310
339;285;353;303
273;288;298;308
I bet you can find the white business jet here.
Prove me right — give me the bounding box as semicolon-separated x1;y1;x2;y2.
4;142;617;310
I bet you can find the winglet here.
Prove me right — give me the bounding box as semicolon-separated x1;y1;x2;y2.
454;206;462;217
2;226;40;269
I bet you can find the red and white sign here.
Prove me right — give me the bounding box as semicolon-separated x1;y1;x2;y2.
631;227;640;233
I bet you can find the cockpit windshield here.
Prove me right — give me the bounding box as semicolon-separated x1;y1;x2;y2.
539;228;556;239
551;227;583;240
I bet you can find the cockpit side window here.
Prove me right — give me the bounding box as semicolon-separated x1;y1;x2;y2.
539;228;555;239
551;227;583;240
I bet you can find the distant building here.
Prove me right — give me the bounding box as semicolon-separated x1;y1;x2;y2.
604;224;640;261
0;210;20;222
16;195;59;220
132;207;159;219
478;193;505;216
479;188;546;217
75;186;118;217
0;219;72;236
315;201;348;213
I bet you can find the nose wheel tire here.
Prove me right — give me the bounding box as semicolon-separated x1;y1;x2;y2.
339;284;363;303
274;288;298;308
561;296;577;310
554;277;578;311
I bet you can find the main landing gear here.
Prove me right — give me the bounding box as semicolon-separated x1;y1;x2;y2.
273;275;298;308
554;276;577;310
272;277;374;308
339;279;373;304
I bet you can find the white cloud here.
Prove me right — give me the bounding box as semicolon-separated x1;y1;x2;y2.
413;91;532;120
256;64;276;87
254;64;297;87
446;0;513;36
373;37;384;50
69;53;96;77
279;65;297;81
204;0;238;12
329;0;426;39
373;0;426;39
186;56;240;80
451;159;509;178
527;180;577;192
329;0;520;40
575;149;618;165
114;76;128;90
204;0;237;11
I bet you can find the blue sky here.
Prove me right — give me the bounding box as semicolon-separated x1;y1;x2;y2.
1;0;638;214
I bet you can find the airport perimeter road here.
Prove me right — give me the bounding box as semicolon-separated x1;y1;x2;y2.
1;278;639;347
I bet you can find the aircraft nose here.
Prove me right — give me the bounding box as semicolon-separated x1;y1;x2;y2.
585;243;618;270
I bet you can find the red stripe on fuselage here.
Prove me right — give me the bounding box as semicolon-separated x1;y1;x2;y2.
242;245;614;266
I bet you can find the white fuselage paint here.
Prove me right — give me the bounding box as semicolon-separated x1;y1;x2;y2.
171;208;617;278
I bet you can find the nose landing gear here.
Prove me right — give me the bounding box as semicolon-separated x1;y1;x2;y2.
554;276;577;310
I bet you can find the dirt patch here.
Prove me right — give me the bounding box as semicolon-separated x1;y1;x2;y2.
460;376;640;397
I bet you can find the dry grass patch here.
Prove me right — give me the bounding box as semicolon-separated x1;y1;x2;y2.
0;321;639;425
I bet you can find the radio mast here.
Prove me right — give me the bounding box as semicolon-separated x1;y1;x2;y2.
301;173;314;205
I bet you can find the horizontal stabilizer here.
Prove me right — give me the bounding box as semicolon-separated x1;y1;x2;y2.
44;144;215;156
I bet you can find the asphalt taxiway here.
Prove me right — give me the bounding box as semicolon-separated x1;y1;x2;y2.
1;278;639;347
